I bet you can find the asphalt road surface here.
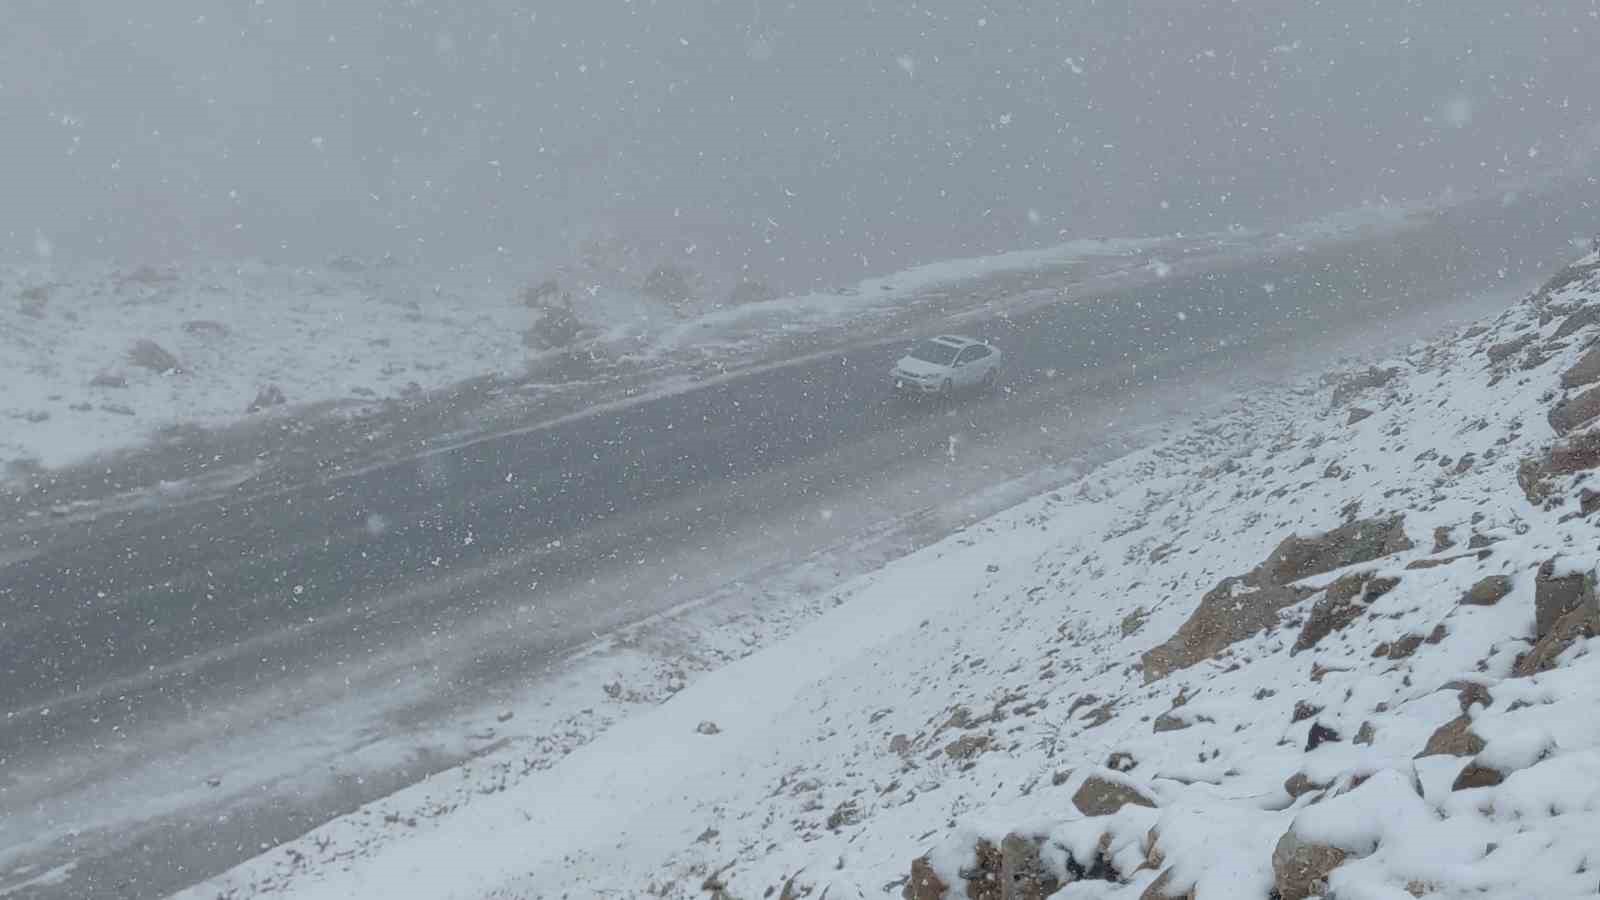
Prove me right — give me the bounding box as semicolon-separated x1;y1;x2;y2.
1;180;1596;899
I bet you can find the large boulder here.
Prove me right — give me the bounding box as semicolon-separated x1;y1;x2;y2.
1416;715;1485;759
1072;774;1157;817
1330;366;1399;406
1293;573;1380;653
1143;517;1410;682
903;857;949;900
1515;585;1599;677
1548;385;1600;435
1271;829;1347;900
1460;575;1513;607
1552;303;1600;340
1260;516;1412;586
1141;579;1312;682
1533;559;1596;640
998;833;1061;900
1561;345;1600;389
1518;431;1600;505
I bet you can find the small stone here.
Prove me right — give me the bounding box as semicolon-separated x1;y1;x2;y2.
496;710;514;723
696;720;721;735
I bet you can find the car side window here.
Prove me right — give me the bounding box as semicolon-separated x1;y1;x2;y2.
956;347;979;365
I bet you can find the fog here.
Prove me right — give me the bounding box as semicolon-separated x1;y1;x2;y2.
4;1;1596;288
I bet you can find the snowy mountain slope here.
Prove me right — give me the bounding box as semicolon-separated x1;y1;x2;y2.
169;250;1600;900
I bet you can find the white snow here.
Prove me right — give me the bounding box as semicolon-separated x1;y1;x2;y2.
172;252;1600;898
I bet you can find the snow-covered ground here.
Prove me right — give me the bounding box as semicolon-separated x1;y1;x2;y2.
0;200;1438;481
159;242;1600;900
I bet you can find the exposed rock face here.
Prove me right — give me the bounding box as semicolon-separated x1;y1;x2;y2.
1416;715;1485;759
1515;590;1599;677
1533;559;1595;640
902;857;949;900
1486;333;1535;365
1261;516;1413;585
1518;431;1600;504
1461;575;1513;606
1451;762;1507;791
1271;828;1348;900
1071;775;1156;817
1561;344;1600;389
998;833;1061;900
1438;680;1493;714
945;734;992;760
1347;407;1373;425
1330;366;1399;406
1141;579;1311;683
1143;517;1411;682
1284;772;1330;800
1294;573;1383;653
1552;304;1600;340
1548;385;1600;434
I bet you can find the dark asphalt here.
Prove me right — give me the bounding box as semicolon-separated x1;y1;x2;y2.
3;188;1594;733
0;179;1595;898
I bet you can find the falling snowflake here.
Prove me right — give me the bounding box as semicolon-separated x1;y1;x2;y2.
896;55;916;77
1027;209;1042;225
1441;96;1473;128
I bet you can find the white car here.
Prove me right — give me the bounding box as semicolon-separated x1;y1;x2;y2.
891;334;1003;397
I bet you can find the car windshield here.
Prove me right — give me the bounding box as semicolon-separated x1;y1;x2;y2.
907;341;961;366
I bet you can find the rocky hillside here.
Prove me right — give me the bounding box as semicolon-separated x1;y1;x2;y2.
174;250;1600;900
875;254;1600;899
597;251;1600;900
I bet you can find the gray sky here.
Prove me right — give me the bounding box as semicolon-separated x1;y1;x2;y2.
3;1;1596;287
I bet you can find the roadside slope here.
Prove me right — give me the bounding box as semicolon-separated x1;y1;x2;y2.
167;249;1600;899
